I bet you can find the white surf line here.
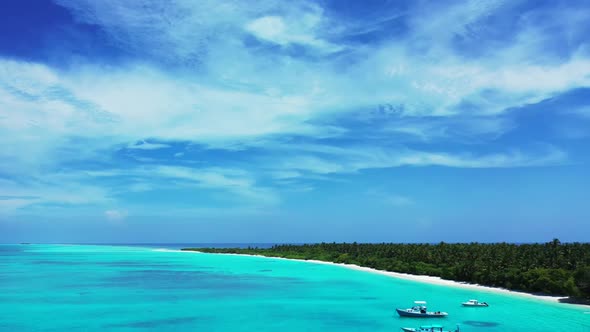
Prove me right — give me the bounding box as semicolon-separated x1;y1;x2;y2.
180;250;590;308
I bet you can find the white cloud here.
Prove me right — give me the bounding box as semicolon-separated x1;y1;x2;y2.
246;16;287;42
385;195;415;207
127;141;171;150
127;183;153;193
366;189;415;207
2;2;589;166
60;64;326;141
151;166;278;205
55;0;342;60
268;145;568;175
244;10;341;52
153;166;253;189
0;163;279;216
279;156;345;174
84;165;279;206
0;198;38;214
0;0;587;218
270;170;302;180
104;209;127;221
0;176;112;215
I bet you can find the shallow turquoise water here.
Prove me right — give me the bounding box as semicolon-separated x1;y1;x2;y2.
0;244;588;331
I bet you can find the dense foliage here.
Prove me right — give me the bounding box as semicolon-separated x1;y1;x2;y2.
184;239;590;299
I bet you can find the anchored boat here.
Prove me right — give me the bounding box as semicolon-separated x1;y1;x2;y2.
396;301;448;318
461;299;489;307
401;324;459;332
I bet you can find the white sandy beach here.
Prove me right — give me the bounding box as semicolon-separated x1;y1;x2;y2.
173;249;590;307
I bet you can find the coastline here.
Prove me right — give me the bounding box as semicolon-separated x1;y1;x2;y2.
178;249;590;308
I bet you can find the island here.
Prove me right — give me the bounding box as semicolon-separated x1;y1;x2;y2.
183;239;590;303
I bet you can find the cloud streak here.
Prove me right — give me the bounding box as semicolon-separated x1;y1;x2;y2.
0;0;589;221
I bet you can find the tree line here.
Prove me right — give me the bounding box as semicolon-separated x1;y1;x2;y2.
183;239;590;299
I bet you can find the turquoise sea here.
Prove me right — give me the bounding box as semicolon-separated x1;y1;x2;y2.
0;244;588;331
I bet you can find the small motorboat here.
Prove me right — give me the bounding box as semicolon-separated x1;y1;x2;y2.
461;299;489;307
396;301;448;318
401;324;460;332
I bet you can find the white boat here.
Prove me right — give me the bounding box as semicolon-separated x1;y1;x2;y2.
401;324;459;332
461;299;489;307
396;301;448;318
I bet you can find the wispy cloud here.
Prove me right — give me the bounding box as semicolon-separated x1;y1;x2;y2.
127;141;171;150
385;195;415;207
0;176;112;215
261;144;568;176
104;209;127;222
244;4;342;53
0;0;588;222
366;189;415;207
87;165;279;206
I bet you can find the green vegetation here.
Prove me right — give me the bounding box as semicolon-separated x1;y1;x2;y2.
183;239;590;299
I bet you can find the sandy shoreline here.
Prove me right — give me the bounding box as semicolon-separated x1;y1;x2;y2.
172;249;590;307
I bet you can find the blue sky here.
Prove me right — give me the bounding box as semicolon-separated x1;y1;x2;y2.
1;0;589;243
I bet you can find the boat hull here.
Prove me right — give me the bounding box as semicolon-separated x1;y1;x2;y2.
400;327;455;332
396;308;448;318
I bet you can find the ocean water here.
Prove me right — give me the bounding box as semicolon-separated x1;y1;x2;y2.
0;245;588;331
